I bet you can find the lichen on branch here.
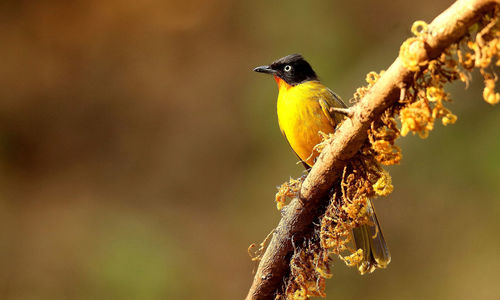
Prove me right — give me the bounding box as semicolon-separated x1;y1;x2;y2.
272;9;500;298
246;2;500;300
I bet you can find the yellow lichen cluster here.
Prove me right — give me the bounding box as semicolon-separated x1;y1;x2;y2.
483;72;499;104
275;177;303;210
248;229;274;262
399;10;499;138
399;43;460;138
367;108;402;166
311;131;334;156
469;10;500;104
356;71;403;166
399;21;429;72
280;154;389;299
340;248;364;267
278;241;330;300
353;71;385;103
372;168;394;197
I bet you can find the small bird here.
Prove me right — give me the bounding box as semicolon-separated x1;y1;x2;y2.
254;54;390;274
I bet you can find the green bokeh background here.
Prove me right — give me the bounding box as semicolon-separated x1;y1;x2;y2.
0;1;499;299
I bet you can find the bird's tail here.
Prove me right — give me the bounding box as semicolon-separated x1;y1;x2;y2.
351;199;391;274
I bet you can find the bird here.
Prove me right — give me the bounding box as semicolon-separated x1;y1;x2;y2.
254;53;390;274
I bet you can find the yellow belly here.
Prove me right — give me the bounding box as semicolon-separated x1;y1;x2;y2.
277;81;338;166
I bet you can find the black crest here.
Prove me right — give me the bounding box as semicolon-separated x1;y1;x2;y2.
270;54;318;85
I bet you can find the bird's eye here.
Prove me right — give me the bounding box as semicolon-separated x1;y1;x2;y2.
284;65;292;72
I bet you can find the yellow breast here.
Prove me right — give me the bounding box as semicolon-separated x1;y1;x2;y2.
277;80;338;166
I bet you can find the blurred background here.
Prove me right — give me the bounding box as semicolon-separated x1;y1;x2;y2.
0;0;499;299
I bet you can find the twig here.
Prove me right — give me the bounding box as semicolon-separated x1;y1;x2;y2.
329;107;354;118
246;0;500;299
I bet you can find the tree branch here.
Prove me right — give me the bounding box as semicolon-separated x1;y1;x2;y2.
246;0;500;299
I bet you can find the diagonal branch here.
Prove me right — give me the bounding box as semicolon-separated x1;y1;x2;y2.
246;0;500;299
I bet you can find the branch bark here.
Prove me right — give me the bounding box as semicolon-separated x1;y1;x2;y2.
246;0;500;299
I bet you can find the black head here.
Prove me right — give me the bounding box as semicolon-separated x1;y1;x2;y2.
254;54;318;86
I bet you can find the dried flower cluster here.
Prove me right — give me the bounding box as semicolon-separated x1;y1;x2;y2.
257;8;499;300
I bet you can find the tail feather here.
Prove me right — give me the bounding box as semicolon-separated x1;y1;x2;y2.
352;199;391;274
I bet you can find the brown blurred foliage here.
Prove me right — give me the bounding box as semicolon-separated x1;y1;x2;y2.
0;1;499;299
